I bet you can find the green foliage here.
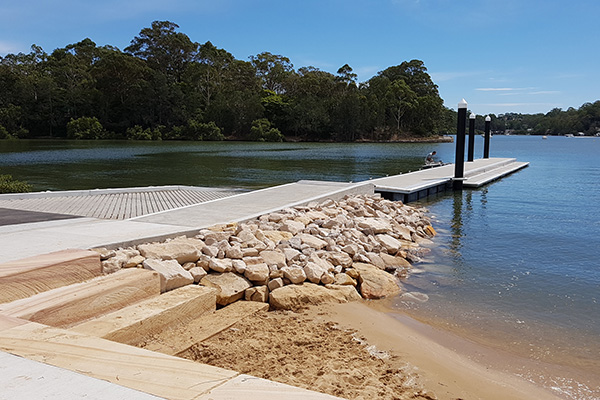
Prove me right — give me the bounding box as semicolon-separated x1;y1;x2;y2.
125;125;162;140
249;118;284;142
0;174;33;193
3;21;597;141
66;116;105;139
166;120;223;141
0;125;13;139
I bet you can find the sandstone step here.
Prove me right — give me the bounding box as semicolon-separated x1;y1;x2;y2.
0;315;238;399
0;249;102;304
0;268;161;328
0;316;343;400
72;285;217;346
143;300;269;356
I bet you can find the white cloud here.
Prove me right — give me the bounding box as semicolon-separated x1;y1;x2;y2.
0;40;23;55
476;88;519;91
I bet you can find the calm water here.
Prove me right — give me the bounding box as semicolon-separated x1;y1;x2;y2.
2;136;599;397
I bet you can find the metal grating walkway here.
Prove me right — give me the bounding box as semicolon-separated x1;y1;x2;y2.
0;186;244;220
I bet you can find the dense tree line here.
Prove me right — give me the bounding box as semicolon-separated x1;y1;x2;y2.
488;102;600;136
465;104;600;137
0;21;451;141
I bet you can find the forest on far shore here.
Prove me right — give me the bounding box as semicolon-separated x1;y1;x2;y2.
1;21;599;142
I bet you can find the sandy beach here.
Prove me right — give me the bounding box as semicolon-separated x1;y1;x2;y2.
180;299;562;400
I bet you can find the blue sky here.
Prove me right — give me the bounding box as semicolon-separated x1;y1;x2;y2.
1;0;598;115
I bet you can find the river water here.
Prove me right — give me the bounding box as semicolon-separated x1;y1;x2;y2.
1;136;599;398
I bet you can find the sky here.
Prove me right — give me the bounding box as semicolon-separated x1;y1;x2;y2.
1;0;598;115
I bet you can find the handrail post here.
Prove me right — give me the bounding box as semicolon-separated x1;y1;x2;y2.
484;115;491;158
454;99;468;190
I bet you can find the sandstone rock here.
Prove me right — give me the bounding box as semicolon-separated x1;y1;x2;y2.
231;259;247;274
269;283;361;310
296;233;328;250
245;286;269;302
303;261;327;284
242;247;260;257
200;272;252;306
259;250;287;268
281;220;305;235
91;247;116;260
356;217;392;234
321;271;335;285
101;257;125;274
124;254;145;268
395;225;413;241
201;245;219;258
341;243;360;256
352;262;401;299
376;234;402;254
334;272;357;286
189;266;207;283
268;278;285;291
365;252;386;270
424;225;437;237
225;245;244;259
243;256;264;265
197;255;211;271
208;258;233;273
282;247;302;262
244;263;270;283
143;259;194;292
236;229;257;243
181;261;195;271
138;242;200;264
327;251;353;268
262;230;293;243
379;253;412;269
346;268;360;280
281;266;307;284
268;213;285;222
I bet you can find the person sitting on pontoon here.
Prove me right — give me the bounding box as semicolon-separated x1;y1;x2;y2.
425;151;437;164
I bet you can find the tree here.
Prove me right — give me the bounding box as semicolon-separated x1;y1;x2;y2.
249;118;284;142
249;52;294;94
66;116;104;139
125;21;198;83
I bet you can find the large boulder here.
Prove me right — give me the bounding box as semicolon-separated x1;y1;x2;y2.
244;263;270;283
379;253;411;269
281;266;307;284
138;241;200;264
376;234;402;254
356;217;393;234
142;259;194;292
352;262;401;299
200;272;252;306
259;250;287;268
269;283;361;310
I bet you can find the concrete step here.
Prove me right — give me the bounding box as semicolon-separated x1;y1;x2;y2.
143;300;269;356
0;268;161;328
0;249;102;304
71;285;217;346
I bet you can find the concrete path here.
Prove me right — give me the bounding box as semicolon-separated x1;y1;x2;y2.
0;180;372;263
